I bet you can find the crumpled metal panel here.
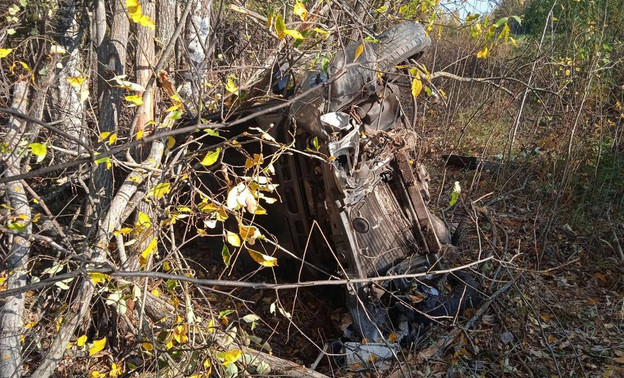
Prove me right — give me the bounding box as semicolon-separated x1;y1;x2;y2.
347;183;418;277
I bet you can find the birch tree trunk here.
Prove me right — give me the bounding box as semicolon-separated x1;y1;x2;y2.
0;78;31;378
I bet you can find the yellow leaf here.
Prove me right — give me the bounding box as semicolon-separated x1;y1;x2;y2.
565;69;571;76
88;272;110;285
136;130;144;140
313;27;328;35
510;37;518;47
208;319;215;333
137;15;155;30
56;317;63;331
200;147;221;166
294;1;308;21
77;335;88;347
151;288;160;297
126;0;155;30
354;43;364;62
476;46;489;59
226;231;241;247
218;349;242;366
0;48;13;58
173;324;188;344
139;237;158;266
284;28;304;40
239;224;262;244
166;136;176;149
99;131;111;142
24;321;38;329
411;78;423;98
465;13;479;22
108;133;117;145
66;76;85;87
125;95;144;106
29;143;47;162
113;227;133;236
16;61;31;71
244;153;264;169
137;211;151;227
225;78;238;94
109;362;123;378
148;182;171;199
88;370;105;378
89;337;107;356
275;14;286;39
247;248;278;267
142;342;154;351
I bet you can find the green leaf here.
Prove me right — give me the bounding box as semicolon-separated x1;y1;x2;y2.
363;36;379;43
312;136;319;150
494;17;508;29
225;77;238;95
221;244;231;266
204;129;220;136
465;13;479;22
449;181;461;206
94;156;112;169
29;143;47;163
219;309;235;319
8;221;26;232
510;15;522;25
200;147;221;166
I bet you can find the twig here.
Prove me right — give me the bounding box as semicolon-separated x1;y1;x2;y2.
0;256;494;299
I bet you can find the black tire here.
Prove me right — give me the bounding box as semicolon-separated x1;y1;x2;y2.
375;21;431;73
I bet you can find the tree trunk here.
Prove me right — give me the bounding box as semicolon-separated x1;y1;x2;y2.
85;0;129;227
131;0;158;272
48;0;87;158
0;78;31;378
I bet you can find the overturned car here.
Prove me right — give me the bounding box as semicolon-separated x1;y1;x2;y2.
198;21;481;368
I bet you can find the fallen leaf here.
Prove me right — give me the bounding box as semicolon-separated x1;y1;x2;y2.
89;337;107;356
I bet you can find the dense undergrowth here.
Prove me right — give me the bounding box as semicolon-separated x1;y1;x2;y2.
0;0;622;377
